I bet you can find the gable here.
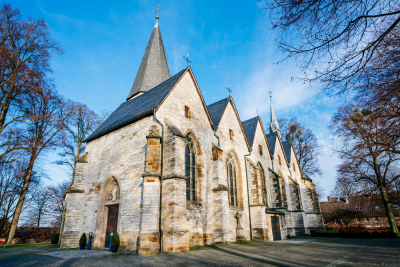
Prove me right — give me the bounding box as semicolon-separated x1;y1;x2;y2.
253;120;273;158
267;132;289;167
216;99;250;149
243;117;272;158
156;69;214;130
207;97;230;128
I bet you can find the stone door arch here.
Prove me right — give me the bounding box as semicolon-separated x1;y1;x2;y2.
93;176;121;248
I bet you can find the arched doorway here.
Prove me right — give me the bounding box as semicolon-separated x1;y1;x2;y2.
104;179;120;247
93;176;121;248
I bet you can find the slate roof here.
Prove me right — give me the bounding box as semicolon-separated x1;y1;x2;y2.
127;21;170;100
241;116;259;148
206;97;230;128
266;131;278;155
86;68;187;142
282;141;292;164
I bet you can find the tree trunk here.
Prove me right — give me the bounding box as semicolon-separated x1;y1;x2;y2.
0;78;16;134
379;185;399;235
5;160;34;245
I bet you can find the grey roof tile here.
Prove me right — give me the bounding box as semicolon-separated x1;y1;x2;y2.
206;97;230;128
241;116;259;148
282;141;292;164
127;23;170;100
266;132;278;156
86;68;187;142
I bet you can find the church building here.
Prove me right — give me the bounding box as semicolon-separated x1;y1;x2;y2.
60;15;324;255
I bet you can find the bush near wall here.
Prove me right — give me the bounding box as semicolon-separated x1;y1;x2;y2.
311;230;397;238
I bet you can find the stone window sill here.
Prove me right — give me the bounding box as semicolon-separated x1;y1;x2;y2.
229;206;244;211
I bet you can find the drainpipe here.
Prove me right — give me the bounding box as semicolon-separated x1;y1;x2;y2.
244;148;253;240
153;109;164;253
213;126;220;147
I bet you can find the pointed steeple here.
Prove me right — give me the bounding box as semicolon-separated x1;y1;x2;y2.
127;14;170;100
270;94;281;137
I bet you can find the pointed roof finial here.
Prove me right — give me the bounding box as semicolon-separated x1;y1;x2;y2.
270;92;281;137
126;5;170;100
155;4;161;26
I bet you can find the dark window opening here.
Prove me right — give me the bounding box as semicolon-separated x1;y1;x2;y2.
227;154;238;207
185;106;190;118
185;136;196;201
229;129;234;140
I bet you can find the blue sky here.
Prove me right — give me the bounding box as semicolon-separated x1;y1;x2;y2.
12;0;344;199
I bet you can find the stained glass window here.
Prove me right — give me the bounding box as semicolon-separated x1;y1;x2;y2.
185;136;196;201
227;154;238;207
258;164;268;205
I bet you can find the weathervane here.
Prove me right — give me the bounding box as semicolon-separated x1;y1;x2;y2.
257;108;259;116
269;91;272;99
183;53;192;67
155;4;161;19
226;85;232;96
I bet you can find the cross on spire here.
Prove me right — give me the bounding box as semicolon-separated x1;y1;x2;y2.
226;85;232;96
155;4;162;19
183;53;192;67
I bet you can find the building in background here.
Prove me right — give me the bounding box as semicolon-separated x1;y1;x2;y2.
320;195;400;230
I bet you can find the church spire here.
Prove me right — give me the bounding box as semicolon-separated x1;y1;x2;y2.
126;6;170;100
270;93;281;137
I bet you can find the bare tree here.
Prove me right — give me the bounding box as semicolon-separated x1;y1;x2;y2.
46;180;70;229
331;103;400;235
331;177;361;197
0;4;62;161
353;19;400;148
23;185;50;228
5;86;66;244
260;0;400;95
279;117;323;178
0;160;41;236
56;101;100;181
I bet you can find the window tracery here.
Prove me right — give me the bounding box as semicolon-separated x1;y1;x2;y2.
227;154;238;207
258;163;267;205
185;135;196;201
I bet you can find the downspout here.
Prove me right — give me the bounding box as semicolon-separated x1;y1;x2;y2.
244;148;253;240
153;109;164;253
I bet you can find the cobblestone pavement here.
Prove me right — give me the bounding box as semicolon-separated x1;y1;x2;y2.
0;237;399;266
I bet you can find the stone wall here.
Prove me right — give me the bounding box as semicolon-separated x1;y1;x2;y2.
60;69;325;253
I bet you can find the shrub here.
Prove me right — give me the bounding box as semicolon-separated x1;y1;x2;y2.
310;230;396;238
79;233;87;244
51;233;59;244
111;232;120;246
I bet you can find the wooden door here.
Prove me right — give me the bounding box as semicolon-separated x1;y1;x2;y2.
105;205;119;247
271;216;281;241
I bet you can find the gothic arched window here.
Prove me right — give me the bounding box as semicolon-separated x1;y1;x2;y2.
227;154;238;207
278;155;282;165
185;135;196;201
293;163;296;172
258;163;267;205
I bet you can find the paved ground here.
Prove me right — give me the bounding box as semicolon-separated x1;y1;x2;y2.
0;237;399;266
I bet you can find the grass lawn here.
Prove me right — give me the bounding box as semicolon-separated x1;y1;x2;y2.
0;242;54;248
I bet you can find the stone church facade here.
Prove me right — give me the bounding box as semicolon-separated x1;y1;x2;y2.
60;17;324;255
